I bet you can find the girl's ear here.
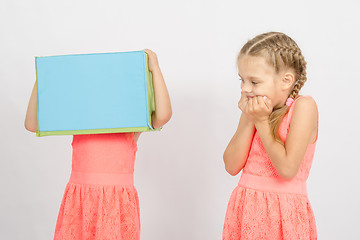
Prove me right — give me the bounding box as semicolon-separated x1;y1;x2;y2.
282;72;295;90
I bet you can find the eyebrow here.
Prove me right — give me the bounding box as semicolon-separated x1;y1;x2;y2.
238;74;262;81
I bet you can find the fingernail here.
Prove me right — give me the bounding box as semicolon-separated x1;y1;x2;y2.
263;96;267;100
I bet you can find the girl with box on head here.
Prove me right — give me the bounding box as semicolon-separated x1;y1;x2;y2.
223;32;318;239
25;49;172;240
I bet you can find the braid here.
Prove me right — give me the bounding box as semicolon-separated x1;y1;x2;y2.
239;32;307;142
289;52;307;99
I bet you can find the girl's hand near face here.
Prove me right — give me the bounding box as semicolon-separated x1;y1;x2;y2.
245;96;273;124
223;93;256;176
238;92;249;113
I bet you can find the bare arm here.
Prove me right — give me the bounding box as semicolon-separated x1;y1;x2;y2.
223;113;256;176
145;49;172;129
24;81;38;132
254;97;318;180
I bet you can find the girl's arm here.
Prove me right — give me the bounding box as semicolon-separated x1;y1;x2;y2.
24;81;38;133
223;113;256;176
145;49;172;129
253;96;318;180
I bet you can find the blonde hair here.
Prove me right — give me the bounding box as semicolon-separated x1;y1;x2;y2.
239;32;307;142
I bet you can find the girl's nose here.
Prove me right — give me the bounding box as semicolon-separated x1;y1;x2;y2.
241;82;251;93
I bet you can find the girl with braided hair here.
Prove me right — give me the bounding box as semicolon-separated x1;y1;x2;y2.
223;32;318;239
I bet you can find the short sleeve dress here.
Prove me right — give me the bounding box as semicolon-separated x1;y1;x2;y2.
54;132;140;240
223;96;318;240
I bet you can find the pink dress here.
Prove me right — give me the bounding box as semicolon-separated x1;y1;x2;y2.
54;132;140;240
223;96;318;240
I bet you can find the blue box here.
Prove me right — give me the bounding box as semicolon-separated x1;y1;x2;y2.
35;50;157;136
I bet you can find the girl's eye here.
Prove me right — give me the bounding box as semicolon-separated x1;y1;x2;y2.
251;81;258;85
238;77;244;82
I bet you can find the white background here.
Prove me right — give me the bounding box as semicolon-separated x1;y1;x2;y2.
1;0;360;239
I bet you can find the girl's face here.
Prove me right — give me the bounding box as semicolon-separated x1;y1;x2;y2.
237;55;287;109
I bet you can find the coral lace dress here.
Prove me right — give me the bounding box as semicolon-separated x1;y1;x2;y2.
223;96;318;240
54;132;140;240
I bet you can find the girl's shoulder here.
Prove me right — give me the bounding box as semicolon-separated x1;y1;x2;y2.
290;95;318;116
281;95;318;132
294;95;317;105
289;95;318;143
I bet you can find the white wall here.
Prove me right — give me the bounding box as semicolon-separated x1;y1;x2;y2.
1;0;359;239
